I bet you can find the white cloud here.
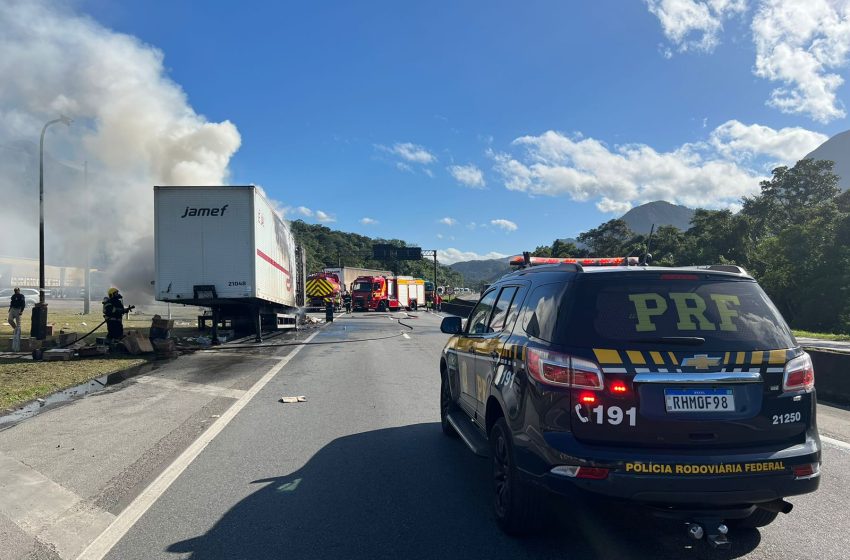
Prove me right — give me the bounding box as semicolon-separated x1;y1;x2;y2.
597;198;634;214
492;120;821;210
315;210;336;223
447;163;486;188
438;248;509;265
709;120;828;162
379;142;436;164
490;218;518;232
436;233;444;239
647;1;850;122
439;217;457;226
752;0;850;122
396;162;413;173
297;206;313;217
360;217;378;225
645;0;747;53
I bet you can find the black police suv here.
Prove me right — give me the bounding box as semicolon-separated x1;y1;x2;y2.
438;260;820;546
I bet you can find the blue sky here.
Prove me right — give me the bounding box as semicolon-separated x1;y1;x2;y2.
6;1;850;264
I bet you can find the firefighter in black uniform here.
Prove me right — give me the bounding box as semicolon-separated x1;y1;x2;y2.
102;287;131;341
342;291;352;313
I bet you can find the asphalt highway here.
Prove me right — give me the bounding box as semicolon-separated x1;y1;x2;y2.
79;311;849;560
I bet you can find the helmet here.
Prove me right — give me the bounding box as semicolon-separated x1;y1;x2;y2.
107;287;119;297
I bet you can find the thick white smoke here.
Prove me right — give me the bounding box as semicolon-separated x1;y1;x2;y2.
0;0;241;303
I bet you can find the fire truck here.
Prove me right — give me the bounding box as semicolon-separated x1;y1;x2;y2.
305;272;342;309
351;275;425;311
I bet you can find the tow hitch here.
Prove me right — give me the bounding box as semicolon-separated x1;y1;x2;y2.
686;519;730;550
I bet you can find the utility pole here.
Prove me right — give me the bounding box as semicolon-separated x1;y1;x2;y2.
422;249;438;305
32;115;72;340
83;160;90;314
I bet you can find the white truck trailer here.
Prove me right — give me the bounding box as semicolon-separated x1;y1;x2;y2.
154;186;306;341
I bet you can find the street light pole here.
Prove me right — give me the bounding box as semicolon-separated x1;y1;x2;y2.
32;115;71;340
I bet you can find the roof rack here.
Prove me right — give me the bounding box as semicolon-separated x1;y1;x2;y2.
509;253;639;269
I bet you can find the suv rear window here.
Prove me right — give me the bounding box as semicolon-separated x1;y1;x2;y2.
563;274;795;351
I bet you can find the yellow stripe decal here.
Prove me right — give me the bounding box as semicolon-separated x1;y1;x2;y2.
668;352;679;365
724;352;730;365
650;351;664;365
751;351;764;365
593;349;622;364
626;350;646;365
735;352;745;365
769;350;786;364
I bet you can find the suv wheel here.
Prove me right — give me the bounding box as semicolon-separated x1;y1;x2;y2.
440;372;458;437
490;417;542;535
730;507;779;529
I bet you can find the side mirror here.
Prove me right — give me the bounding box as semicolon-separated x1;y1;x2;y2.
440;316;463;335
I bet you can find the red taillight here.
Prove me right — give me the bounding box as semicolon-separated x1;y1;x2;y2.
550;465;610;479
526;349;604;390
610;380;628;394
792;463;819;478
579;392;597;405
783;353;814;393
576;467;609;480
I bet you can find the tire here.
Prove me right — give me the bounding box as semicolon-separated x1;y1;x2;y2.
730;507;779;529
377;301;387;312
440;371;458;438
490;417;543;535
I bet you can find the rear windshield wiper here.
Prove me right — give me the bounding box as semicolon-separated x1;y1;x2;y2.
627;337;706;345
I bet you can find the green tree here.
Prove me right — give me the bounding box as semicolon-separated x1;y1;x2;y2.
681;210;749;266
577;219;634;256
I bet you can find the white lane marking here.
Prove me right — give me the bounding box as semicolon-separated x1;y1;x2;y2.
402;333;411;339
77;329;320;560
822;435;850;452
134;376;247;400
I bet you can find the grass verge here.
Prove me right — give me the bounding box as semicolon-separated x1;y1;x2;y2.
792;330;850;342
0;355;148;411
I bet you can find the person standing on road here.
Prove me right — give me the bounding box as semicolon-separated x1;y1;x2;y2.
7;287;25;332
102;287;128;341
342;290;352;313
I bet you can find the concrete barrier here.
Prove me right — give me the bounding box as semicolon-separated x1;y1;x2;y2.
808;349;850;406
440;299;475;318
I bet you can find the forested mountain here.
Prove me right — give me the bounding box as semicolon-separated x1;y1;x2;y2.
449;257;511;286
289;220;463;286
620;200;695;233
532;158;850;333
805;129;850;190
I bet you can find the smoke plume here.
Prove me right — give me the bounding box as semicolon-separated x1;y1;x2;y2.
0;0;241;304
